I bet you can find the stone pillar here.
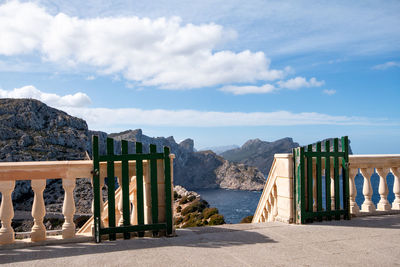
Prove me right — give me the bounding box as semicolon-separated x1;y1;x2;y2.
0;180;15;244
62;177;76;239
376;168;391;211
360;168;375;212
349;168;360;215
391;168;400;210
31;179;46;242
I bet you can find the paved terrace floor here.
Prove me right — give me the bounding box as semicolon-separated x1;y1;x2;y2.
1;214;399;266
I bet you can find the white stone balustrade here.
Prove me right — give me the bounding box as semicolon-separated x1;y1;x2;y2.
0;161;93;245
349;155;400;215
253;154;400;225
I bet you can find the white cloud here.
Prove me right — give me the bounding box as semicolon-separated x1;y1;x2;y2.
0;1;287;89
61;106;387;130
372;61;400;70
86;75;95;80
0;86;92;107
323;89;336;96
278;77;325;90
219;84;276;95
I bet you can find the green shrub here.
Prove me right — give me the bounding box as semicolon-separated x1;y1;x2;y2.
187;195;196;202
176;205;182;213
209;214;225;225
202;207;218;219
174;191;180;200
179;195;188;205
182;216;204;228
174;216;184;225
240;215;253;223
181;200;208;216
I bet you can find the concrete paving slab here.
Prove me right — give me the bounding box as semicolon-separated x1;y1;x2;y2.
0;214;399;266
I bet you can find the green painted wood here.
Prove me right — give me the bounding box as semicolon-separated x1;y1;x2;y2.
333;138;340;220
316;142;322;212
303;151;346;157
98;153;164;162
121;140;130;240
92;135;101;243
99;223;167;235
325;140;331;220
150;144;159;236
342;136;350;220
135;142;145;237
307;144;313;214
106;138;116;240
163;147;172;236
300;147;306;224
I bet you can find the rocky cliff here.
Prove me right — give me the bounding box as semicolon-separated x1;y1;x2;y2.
0;99;265;215
108;130;265;190
221;137;300;175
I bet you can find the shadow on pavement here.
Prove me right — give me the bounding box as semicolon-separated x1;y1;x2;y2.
309;214;400;229
0;225;276;264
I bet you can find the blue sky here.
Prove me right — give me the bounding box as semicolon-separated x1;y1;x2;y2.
0;0;399;153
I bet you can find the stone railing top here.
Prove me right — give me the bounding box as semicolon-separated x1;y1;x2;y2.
274;153;292;159
349;154;400;169
0;154;176;182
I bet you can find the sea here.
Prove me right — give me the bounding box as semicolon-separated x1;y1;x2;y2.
196;172;395;224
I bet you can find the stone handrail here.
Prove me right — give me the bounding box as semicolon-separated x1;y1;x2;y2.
252;154;293;223
0;156;175;245
252;154;400;224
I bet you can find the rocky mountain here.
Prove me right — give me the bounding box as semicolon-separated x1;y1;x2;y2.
0;99;265;214
107;130;265;190
221;138;300;175
199;145;239;155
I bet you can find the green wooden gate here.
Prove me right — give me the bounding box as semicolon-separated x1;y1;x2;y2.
293;136;350;224
92;136;173;242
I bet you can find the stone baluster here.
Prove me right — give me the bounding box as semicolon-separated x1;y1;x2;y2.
360;168;375;212
268;194;274;221
312;167;317;212
91;177;105;234
376;168;391;211
349;168;360;214
62;177;76;239
391;168;400;210
261;207;266;222
272;185;278;219
117;177;124;226
31;179;46;242
0;180;15;244
143;164;152;224
330;168;335;210
266;201;272;222
130;176;138;225
157;159;166;224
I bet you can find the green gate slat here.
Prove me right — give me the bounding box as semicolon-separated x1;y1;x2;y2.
325;140;331;220
164;147;172;236
307;144;313;215
106;138;116;240
121;140;131;240
341;136;350;220
92;135;101;243
316;142;322;213
136;142;145;237
150;144;159;236
333;138;340;220
300;147;305;224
